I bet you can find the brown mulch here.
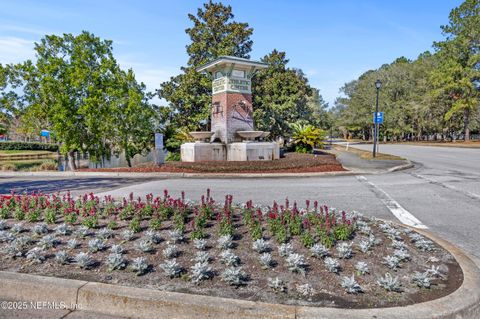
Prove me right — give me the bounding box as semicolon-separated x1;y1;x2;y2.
80;153;346;174
0;214;463;309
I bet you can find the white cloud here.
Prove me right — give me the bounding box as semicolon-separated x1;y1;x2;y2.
0;36;35;64
0;24;52;36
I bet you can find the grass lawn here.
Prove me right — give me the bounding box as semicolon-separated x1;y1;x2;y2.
0;150;54;155
333;145;404;161
386;140;480;148
0;159;57;171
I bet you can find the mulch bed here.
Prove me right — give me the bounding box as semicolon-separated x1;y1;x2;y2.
80;153;345;174
0;191;463;309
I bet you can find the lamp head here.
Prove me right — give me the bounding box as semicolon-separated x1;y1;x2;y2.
375;79;382;89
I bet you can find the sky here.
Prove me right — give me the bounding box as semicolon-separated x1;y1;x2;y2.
0;0;463;106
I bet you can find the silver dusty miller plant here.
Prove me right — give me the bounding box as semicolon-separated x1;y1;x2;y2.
0;220;6;230
55;223;71;236
55;250;70;264
415;239;435;252
67;238;79;249
355;261;370;275
0;231;14;243
121;229;135;241
383;255;401;270
377;273;401;292
110;244;124;255
190;262;213;284
220;249;240;266
393;249;410;261
268;277;287;292
168;229;184;243
96;228;113;240
357;239;372;253
217;235;233;250
426;265;446;279
11;223;24;234
73;226;90;238
144;230;162;244
136;238;154;253
32;223;49;236
324;257;340;273
259;253;273;269
193;251;210;263
278;243;294;257
193;238;208;250
162;244;178;259
296;283;315;299
106;252;127;270
26;247;45;264
130;257;149;275
252;239;270;253
336;242;353;259
39;235;59;250
341;275;362;294
310;243;329;258
391;239;407;250
221;267;247;286
88;238;106;253
408;232;424;242
411;271;432;288
74;252;94;269
285;253;307;275
159;259;182;278
5;238;26;257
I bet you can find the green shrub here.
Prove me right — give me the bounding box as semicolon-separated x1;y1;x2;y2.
0;141;58;152
39;160;58;171
289;122;326;153
1;163;16;171
166;151;181;161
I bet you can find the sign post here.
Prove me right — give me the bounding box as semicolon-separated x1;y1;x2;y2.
154;133;165;165
373;111;383;156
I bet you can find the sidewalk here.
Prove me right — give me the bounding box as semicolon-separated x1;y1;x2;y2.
323;146;412;174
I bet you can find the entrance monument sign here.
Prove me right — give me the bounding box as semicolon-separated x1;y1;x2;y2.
180;56;280;162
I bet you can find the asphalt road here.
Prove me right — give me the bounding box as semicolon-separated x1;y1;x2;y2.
1;144;479;260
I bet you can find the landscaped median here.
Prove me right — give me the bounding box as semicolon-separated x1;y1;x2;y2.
0;191;479;318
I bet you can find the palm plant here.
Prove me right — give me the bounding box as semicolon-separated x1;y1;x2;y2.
289;122;326;153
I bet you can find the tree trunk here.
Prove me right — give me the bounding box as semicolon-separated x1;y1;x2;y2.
67;151;77;171
463;108;470;141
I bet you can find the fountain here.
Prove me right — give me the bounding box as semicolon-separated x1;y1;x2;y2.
189;132;214;143
180;56;280;162
236;130;264;142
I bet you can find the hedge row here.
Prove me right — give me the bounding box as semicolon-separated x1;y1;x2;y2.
0;141;58;152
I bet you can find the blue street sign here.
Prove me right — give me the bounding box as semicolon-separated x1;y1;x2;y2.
373;112;384;124
40;130;50;137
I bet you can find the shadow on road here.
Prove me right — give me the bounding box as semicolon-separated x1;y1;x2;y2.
0;177;158;195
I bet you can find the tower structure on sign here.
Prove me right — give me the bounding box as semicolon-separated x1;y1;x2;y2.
197;56;267;143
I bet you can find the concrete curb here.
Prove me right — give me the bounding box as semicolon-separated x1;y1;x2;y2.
0;272;87;308
387;160;414;172
0;229;478;318
0;170;356;179
0;162;413;179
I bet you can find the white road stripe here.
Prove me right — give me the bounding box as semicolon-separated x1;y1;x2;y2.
356;175;428;229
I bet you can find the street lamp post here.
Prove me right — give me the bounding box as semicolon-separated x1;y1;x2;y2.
373;79;382;158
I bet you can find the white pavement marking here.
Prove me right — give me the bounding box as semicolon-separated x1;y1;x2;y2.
409;172;480;201
356;175;428;229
